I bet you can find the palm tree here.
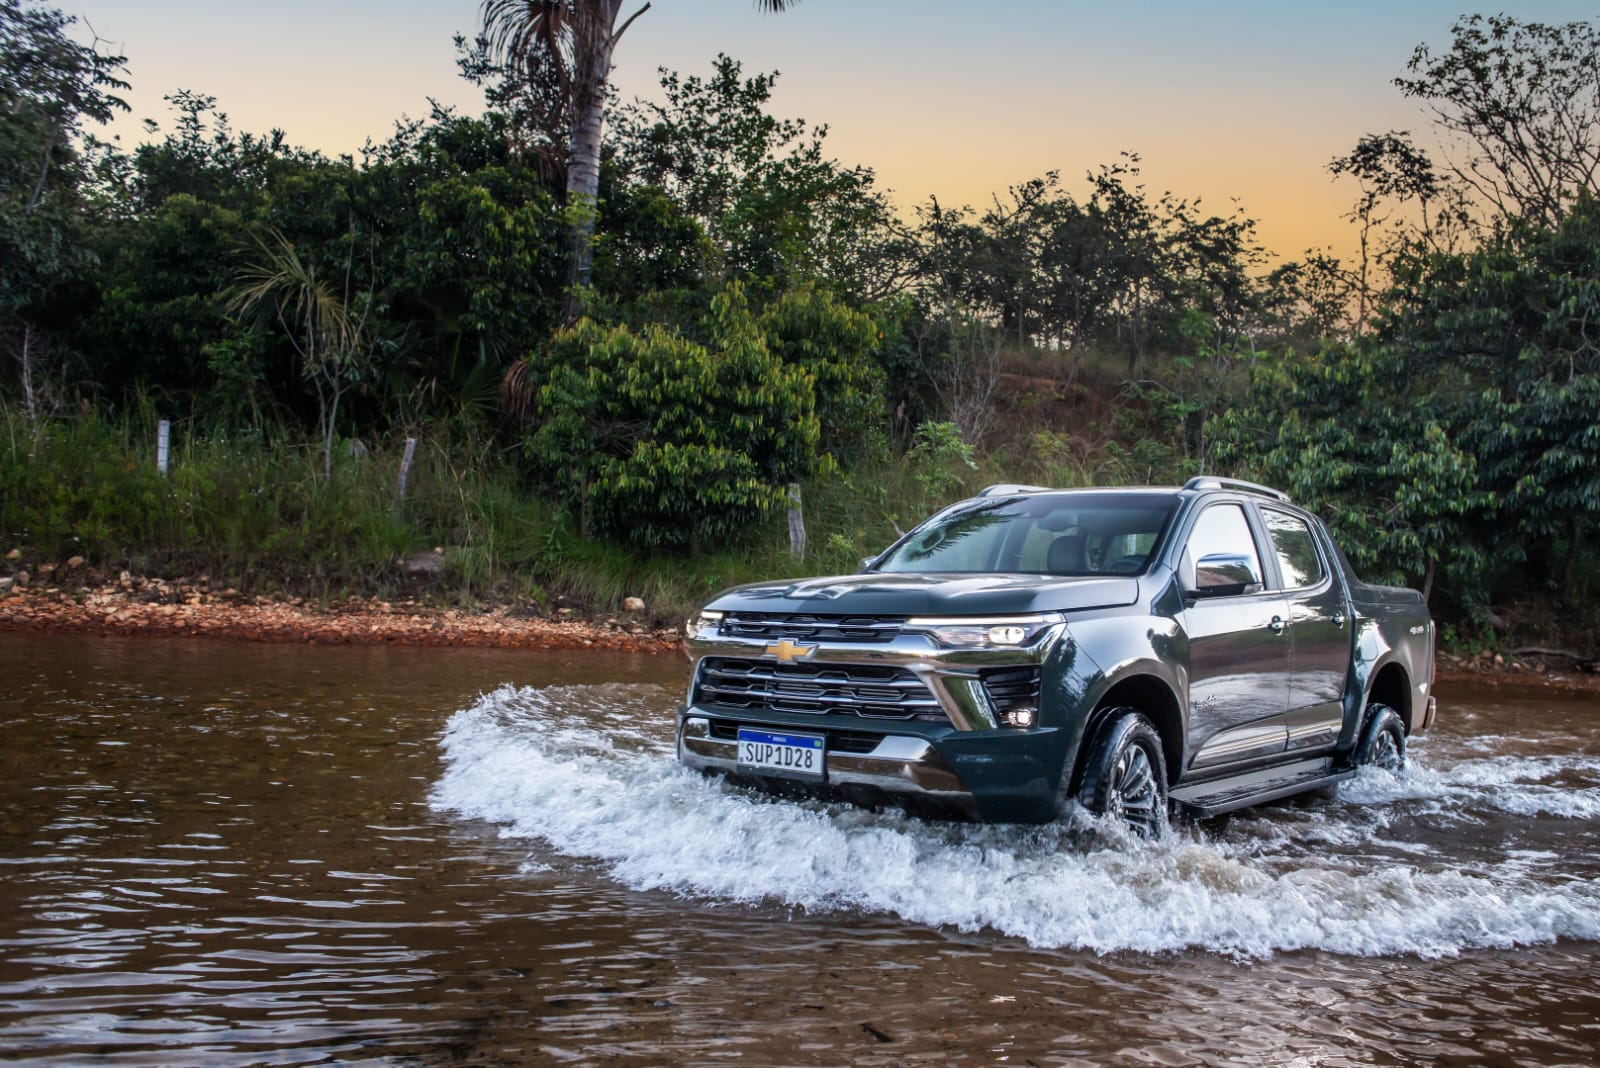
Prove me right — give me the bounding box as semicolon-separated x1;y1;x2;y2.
229;228;375;481
479;0;799;294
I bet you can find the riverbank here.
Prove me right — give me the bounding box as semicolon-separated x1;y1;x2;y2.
4;574;1597;697
0;574;680;654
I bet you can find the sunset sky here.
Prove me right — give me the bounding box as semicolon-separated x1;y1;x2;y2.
84;0;1598;266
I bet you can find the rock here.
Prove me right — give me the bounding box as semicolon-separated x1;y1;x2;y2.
0;577;12;592
3;548;19;560
405;551;445;575
623;596;646;613
66;555;85;568
13;571;27;587
37;563;55;576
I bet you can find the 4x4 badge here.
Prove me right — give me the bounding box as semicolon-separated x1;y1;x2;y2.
765;640;817;662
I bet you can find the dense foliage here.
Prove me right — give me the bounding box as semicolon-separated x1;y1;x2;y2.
1;2;1597;647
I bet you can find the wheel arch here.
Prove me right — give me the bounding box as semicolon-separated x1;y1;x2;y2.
1073;672;1184;792
1365;661;1413;732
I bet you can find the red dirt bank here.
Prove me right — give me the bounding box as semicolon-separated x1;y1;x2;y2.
0;578;680;654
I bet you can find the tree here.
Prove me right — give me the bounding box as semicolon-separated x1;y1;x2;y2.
1209;345;1485;606
477;0;801;295
610;54;896;297
1327;129;1490;342
228;228;378;481
1379;194;1600;600
1396;14;1600;228
0;0;128;420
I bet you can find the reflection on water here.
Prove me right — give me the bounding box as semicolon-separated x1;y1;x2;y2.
2;632;1599;1065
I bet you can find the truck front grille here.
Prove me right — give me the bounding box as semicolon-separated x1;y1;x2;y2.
720;613;907;645
696;657;943;720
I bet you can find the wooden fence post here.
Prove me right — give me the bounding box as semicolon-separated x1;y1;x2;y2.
787;482;806;560
394;437;417;512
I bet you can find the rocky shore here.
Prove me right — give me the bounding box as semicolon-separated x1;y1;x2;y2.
0;565;680;654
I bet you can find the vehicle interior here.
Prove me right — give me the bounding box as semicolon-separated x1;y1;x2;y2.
875;494;1178;575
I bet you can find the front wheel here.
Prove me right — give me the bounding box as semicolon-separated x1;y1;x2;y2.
1355;704;1407;772
1077;709;1169;837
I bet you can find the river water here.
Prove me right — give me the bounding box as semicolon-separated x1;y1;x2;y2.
2;632;1599;1065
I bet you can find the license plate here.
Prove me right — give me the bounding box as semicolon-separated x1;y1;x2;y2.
736;728;825;780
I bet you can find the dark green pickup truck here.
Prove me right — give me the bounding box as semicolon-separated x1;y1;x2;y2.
677;478;1436;834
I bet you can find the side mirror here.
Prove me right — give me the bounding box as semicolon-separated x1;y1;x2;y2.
1188;552;1263;598
859;555;880;573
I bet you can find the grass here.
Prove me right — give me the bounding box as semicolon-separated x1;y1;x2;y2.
0;393;1172;622
1;404;548;602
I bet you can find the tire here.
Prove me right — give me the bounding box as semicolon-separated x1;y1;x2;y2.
1077;708;1169;837
1355;704;1406;772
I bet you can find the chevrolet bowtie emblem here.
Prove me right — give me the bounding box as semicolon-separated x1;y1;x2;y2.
765;639;817;662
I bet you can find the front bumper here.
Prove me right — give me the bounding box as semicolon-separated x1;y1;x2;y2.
679;712;968;803
676;711;1064;822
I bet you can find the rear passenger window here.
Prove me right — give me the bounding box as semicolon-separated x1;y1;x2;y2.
1263;509;1326;588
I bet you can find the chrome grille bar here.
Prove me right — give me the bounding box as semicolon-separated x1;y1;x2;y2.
721;613;908;644
696;657;942;719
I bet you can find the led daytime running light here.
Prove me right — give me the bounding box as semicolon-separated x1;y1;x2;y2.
906;614;1060;648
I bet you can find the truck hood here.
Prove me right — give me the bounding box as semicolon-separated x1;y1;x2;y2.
705;571;1140;617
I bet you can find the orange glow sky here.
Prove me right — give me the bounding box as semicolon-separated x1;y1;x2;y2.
87;0;1598;267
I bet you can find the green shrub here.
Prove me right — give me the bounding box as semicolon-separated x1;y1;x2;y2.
524;285;819;549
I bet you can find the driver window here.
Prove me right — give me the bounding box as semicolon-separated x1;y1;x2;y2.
1184;504;1263;591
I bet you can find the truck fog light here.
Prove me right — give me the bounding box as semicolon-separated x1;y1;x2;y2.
1004;706;1037;728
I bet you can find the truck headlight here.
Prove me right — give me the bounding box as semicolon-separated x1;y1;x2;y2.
684;610;723;640
906;614;1061;649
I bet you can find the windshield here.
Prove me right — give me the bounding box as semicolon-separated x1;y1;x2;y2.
874;493;1179;576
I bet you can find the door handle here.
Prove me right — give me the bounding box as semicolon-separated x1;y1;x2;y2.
1267;615;1286;635
1332;612;1346;629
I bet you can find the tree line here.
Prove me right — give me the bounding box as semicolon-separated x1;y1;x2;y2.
2;1;1597;640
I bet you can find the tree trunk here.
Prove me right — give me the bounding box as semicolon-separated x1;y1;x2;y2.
564;29;614;298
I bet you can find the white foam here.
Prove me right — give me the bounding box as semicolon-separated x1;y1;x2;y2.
431;685;1600;959
1337;752;1600;819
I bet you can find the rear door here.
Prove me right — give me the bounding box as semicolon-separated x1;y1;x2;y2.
1260;507;1350;753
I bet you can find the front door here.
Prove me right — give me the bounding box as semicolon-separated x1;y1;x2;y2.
1179;502;1291;770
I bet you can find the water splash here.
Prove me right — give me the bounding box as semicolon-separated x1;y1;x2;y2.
431;684;1600;959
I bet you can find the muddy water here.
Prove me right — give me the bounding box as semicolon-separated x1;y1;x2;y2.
2;634;1599;1066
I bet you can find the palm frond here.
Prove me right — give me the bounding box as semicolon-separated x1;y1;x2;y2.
480;0;575;94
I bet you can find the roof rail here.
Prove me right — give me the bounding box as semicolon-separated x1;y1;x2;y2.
1183;476;1291;502
976;483;1053;497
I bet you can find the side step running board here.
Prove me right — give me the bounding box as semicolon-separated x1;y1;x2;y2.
1169;758;1355;819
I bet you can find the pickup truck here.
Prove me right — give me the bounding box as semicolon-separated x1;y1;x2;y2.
677;478;1436;834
